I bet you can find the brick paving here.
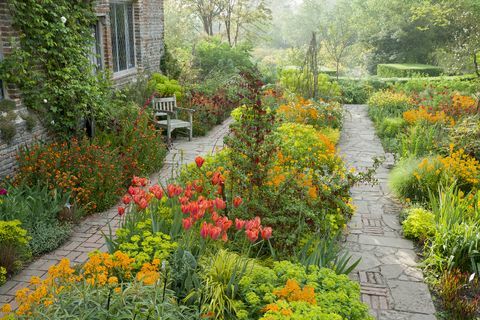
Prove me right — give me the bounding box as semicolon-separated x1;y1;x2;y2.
0;119;231;309
339;105;436;320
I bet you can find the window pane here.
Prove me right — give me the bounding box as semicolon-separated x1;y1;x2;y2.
109;4;118;72
127;4;135;68
115;4;127;71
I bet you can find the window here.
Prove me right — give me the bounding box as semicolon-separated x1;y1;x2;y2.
90;21;104;71
110;2;135;73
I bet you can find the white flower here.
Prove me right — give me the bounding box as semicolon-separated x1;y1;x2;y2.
43;99;48;103
51;120;55;125
61;16;67;24
469;273;476;283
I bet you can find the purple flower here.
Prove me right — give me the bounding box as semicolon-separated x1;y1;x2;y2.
0;189;7;196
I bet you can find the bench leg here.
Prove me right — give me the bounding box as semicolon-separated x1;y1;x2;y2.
189;113;193;141
189;126;192;141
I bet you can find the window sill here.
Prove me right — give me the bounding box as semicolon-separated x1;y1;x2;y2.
112;67;137;80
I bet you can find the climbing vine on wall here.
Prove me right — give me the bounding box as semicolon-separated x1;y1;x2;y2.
0;0;110;138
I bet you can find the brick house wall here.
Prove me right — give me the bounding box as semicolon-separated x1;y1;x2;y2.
0;0;165;178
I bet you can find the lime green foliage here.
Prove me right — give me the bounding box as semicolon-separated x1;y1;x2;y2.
0;266;6;285
389;157;445;203
368;90;413;122
195;250;255;319
116;219;177;269
147;73;183;100
279;68;341;100
260;300;343;320
0;220;31;274
402;207;436;241
319;127;341;145
377;64;443;78
239;260;372;320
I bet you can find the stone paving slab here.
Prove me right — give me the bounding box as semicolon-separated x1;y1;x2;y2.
0;118;231;310
339;105;436;319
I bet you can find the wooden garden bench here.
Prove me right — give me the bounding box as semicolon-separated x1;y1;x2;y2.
151;96;194;142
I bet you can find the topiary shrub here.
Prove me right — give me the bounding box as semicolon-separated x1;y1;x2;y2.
377;64;443;78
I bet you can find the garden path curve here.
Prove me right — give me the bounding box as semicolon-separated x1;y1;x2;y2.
0;119;232;310
339;105;436;320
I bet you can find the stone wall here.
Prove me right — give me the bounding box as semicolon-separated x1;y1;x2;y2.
0;0;165;178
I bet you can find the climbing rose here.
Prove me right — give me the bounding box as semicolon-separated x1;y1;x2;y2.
195;156;205;168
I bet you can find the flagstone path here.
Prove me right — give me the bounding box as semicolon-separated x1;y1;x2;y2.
339;105;436;320
0;119;231;309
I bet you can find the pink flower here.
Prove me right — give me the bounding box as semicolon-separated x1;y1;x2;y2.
0;189;7;196
261;227;272;240
195;156;205;168
235;218;245;230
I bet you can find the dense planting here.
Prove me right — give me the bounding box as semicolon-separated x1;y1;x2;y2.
368;79;480;319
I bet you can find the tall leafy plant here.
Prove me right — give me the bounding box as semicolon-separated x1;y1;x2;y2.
0;0;110;137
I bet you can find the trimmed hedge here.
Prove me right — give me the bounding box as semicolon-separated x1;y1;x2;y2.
377;64;443;78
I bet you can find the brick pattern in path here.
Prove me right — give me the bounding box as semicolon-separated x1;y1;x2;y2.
338;105;436;320
0;119;231;310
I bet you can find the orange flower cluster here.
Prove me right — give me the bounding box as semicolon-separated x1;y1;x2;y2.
0;251;161;318
444;94;479;118
440;148;480;187
15;138;124;213
277;98;320;125
272;279;316;305
403;106;454;125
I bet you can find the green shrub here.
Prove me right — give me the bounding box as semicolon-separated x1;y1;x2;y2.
402;207;436;242
389;157;446;203
279;68;341;100
147;73;183;100
399;123;448;158
449;116;480;160
394;76;480;96
368;90;413;123
377;64;443;78
0;220;31;274
0;183;73;256
0;121;16;143
193;37;254;79
338;79;374;104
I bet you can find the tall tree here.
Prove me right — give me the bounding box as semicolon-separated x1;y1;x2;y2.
319;0;357;79
184;0;225;35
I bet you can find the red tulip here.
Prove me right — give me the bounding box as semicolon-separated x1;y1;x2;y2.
235;218;245;230
246;228;259;242
233;196;242;208
214;198;226;210
182;218;193;230
200;222;209;239
149;185;163;200
118;206;125;216
122;195;131;205
209;226;222;240
138;198;148;210
261;227;272;240
195;156;205;168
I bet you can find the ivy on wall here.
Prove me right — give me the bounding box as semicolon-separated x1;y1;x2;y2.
0;0;110;138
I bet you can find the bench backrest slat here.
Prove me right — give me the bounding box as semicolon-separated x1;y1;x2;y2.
152;96;176;113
